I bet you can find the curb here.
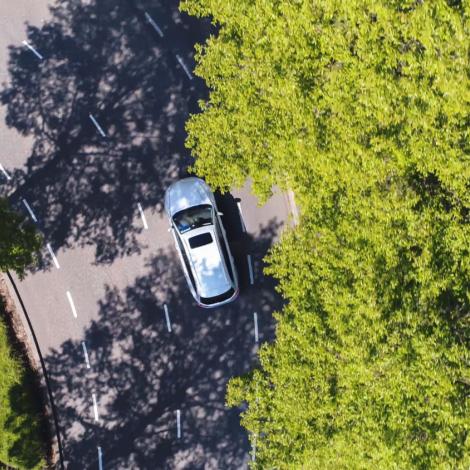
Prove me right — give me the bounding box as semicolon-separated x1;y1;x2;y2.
1;272;64;469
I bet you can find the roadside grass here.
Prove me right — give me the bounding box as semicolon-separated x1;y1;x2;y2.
0;301;47;469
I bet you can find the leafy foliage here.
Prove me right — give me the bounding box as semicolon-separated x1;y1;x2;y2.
181;0;470;467
0;309;46;469
0;199;41;277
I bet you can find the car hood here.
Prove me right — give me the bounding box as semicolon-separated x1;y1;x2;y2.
165;177;212;216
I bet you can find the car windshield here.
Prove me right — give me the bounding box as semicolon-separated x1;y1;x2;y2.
173;204;213;233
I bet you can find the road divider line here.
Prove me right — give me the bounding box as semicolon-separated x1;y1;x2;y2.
92;393;99;422
144;11;164;37
81;341;91;369
22;40;43;60
89;114;106;137
236;201;247;233
176;409;181;439
164;304;172;332
247;254;254;285
253;312;259;343
22;198;38;222
137;203;148;230
97;446;103;470
66;291;78;318
175;55;193;80
46;243;60;269
0;164;11;180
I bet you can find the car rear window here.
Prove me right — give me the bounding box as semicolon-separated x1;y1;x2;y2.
188;232;213;249
200;287;235;305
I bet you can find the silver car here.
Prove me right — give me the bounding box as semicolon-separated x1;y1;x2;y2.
164;177;239;308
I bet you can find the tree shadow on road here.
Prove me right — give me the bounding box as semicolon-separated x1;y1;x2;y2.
44;219;283;469
0;0;211;268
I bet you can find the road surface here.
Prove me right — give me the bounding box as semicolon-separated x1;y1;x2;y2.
0;1;292;468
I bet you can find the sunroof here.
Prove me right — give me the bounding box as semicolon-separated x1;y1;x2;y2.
188;232;213;249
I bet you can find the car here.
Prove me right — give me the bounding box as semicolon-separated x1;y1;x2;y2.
164;177;239;308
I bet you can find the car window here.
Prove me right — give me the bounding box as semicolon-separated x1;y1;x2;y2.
200;287;235;305
175;233;197;289
188;232;213;249
173;204;213;233
216;219;234;281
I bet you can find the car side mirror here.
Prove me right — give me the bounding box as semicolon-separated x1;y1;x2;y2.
218;211;223;216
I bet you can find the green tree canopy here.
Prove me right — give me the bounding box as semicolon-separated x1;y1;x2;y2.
181;0;469;467
0;198;41;277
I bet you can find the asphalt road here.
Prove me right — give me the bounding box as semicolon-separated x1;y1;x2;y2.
0;1;291;468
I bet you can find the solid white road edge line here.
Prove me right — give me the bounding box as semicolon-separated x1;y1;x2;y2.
92;393;99;422
22;40;43;60
137;202;149;230
175;54;193;80
164;304;172;333
46;243;60;269
176;409;181;439
89;114;106;137
22;198;38;222
247;254;254;285
144;11;164;37
66;291;78;318
0;164;11;180
253;312;259;343
81;341;91;369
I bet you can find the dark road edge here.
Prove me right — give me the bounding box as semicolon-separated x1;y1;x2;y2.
6;270;65;470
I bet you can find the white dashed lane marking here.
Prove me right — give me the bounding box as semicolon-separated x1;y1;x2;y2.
66;291;78;318
46;243;60;269
164;304;172;333
22;40;43;60
89;114;106;137
236;201;247;233
22;198;38;222
0;164;11;180
137;202;148;230
144;11;164;37
97;446;103;470
176;409;181;439
247;254;254;285
176;54;193;81
92;393;100;422
253;312;259;343
81;341;91;369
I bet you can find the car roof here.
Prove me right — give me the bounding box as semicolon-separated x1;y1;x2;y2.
181;226;232;299
166;177;212;216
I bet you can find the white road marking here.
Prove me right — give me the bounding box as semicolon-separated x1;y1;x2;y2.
66;291;78;318
97;446;103;470
81;341;91;369
176;409;181;439
22;40;43;60
0;164;11;180
92;393;99;422
46;243;60;269
144;11;164;37
176;54;193;80
137;203;148;230
22;198;38;222
89;114;106;137
253;312;259;343
236;201;247;233
247;254;254;285
164;304;172;333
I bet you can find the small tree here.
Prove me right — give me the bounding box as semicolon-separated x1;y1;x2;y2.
0;198;41;277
